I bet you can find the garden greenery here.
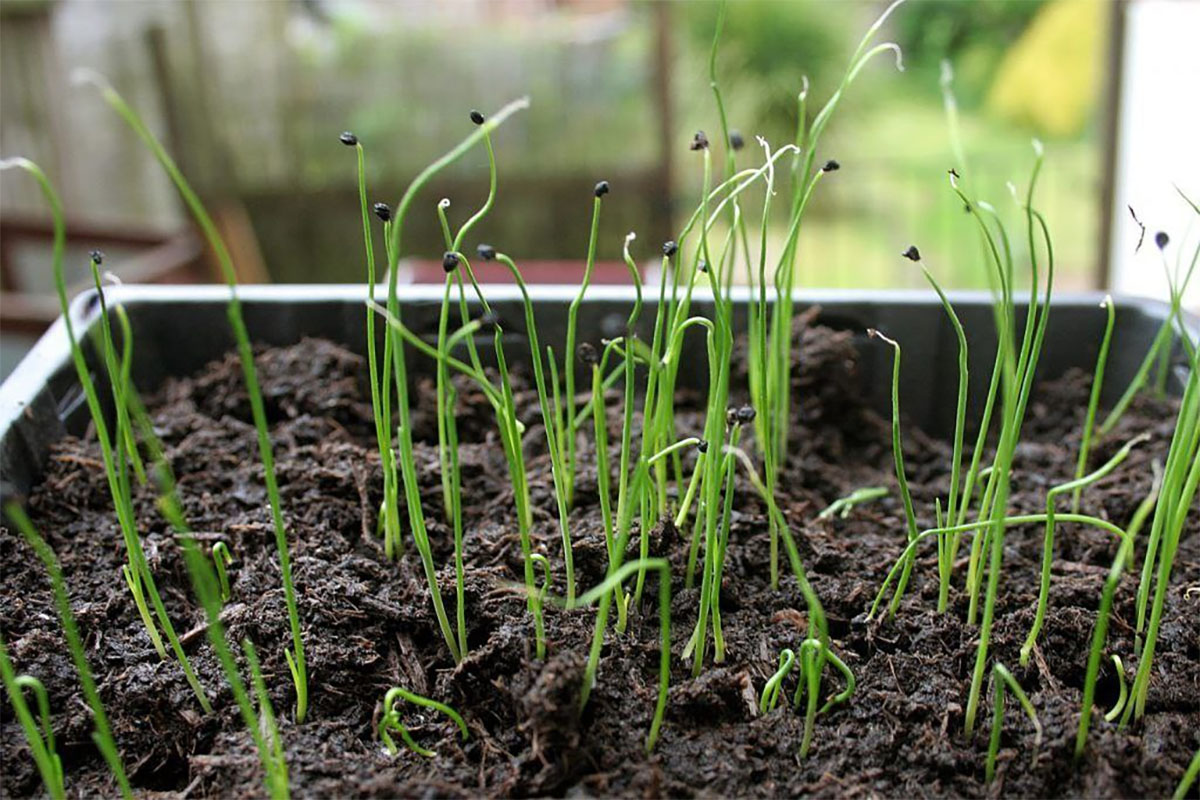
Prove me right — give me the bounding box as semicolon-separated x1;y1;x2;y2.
1;0;1196;790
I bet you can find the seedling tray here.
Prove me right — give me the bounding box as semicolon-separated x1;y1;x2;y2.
2;284;1193;500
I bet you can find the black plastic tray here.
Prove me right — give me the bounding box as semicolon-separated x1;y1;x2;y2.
1;285;1194;500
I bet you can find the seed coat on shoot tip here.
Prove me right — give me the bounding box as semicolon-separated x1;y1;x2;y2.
729;130;745;150
469;109;485;125
339;132;357;146
594;180;610;198
476;243;496;261
690;130;710;151
822;159;840;172
372;202;392;222
902;245;921;262
90;250;104;265
1155;231;1169;250
442;252;460;273
663;240;678;257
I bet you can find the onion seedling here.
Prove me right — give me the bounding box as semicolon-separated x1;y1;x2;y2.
494;249;579;605
1020;433;1149;666
867;329;920;619
1121;336;1199;726
726;446;835;758
78;72;308;721
562;183;609;509
573;557;672;752
902;247;970;613
127;389;292;799
3;503;132;799
757;0;907;589
0;641;64;799
369;299;547;660
0;158;209;711
343;133;401;560
986;663;1041;782
1071;296;1116;513
378;687;468;758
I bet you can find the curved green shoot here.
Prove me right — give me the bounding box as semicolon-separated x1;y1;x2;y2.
1103;654;1127;723
1072;296;1116;513
1020;433;1149;666
379;687;468;758
726;445;831;758
817;486;888;520
986;663;1041;782
76;71;308;722
759;648;795;714
574;557;672;752
212;541;234;603
869;512;1130;622
3;503;132;799
0;642;64;800
791;639;856;715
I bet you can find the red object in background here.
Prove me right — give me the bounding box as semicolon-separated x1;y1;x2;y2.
402;259;637;285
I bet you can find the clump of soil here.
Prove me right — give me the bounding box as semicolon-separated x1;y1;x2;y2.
2;321;1197;798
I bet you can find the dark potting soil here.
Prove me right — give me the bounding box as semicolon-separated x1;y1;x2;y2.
1;320;1197;799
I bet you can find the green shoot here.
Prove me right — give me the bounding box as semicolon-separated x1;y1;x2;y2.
574;557;672;752
870;512;1131;622
817;487;888;520
1176;747;1200;800
1121;337;1199;725
0;641;64;799
1021;433;1149;666
759;648;795;714
3;503;132;799
727;446;834;758
1072;296;1116;512
0;158;209;711
212;541;234;603
867;329;920;619
494;251;578;605
242;640;290;799
378;687;468;758
369;299;546;660
77;71;307;721
986;663;1041;782
791;639;856;715
1103;654;1127;723
129;387;291;799
904;248;970;614
342;132;401;559
964;145;1054;735
563;184;608;509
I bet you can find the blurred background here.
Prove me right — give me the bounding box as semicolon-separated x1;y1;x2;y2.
1;0;1197;378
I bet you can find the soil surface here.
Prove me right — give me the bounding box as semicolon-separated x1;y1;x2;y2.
2;320;1197;799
